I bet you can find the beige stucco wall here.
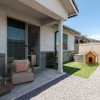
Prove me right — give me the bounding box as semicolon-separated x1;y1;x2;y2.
40;26;56;51
64;29;75;51
0;10;7;54
40;26;75;52
79;43;100;62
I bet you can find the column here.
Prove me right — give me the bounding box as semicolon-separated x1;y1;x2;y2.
58;20;63;73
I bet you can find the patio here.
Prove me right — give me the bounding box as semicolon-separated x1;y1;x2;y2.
0;68;65;100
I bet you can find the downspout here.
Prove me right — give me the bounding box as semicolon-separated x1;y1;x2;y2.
55;31;58;55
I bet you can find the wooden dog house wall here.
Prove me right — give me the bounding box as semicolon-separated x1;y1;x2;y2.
86;51;98;64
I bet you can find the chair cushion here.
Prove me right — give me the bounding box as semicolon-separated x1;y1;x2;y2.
14;59;30;73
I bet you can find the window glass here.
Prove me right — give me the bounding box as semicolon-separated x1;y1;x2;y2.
55;31;68;50
7;18;25;60
63;34;68;50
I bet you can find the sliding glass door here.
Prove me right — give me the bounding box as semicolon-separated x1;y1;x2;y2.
7;18;25;62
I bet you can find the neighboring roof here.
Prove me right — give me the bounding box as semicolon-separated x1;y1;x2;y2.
86;51;98;57
63;25;81;35
88;38;100;42
75;35;100;43
55;24;80;35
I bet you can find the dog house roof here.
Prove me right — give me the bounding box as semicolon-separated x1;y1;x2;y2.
86;51;98;57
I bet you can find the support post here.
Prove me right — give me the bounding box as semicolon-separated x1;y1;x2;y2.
58;20;63;73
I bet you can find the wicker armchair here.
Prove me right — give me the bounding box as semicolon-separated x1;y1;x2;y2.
11;59;34;85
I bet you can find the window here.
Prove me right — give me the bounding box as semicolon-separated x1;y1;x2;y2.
7;18;25;60
55;31;68;51
63;34;68;50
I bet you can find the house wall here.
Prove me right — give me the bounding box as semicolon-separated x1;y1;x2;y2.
0;10;7;54
40;26;56;51
0;7;7;72
64;29;75;51
41;51;74;67
40;26;75;67
40;26;75;51
0;54;5;77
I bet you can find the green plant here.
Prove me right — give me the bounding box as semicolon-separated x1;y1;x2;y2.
46;52;57;68
47;52;57;62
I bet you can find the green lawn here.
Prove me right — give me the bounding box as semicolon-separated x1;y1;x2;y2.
63;62;99;78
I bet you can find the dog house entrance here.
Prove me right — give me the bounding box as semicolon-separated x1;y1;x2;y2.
89;57;92;63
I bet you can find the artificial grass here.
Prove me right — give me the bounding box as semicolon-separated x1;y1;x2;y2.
63;62;99;78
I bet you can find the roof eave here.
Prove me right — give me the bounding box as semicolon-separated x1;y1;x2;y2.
68;13;78;18
63;25;81;35
68;0;79;18
72;0;79;13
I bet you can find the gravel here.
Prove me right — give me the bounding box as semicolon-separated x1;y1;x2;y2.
30;67;100;100
16;66;100;100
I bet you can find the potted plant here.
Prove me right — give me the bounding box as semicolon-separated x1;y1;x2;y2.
46;52;57;68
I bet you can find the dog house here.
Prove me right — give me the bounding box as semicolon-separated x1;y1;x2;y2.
86;51;98;64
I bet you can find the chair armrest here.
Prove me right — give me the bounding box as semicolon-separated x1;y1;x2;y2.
30;65;34;73
11;62;14;76
11;67;14;76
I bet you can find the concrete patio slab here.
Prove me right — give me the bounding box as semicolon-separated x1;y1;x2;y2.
0;68;66;100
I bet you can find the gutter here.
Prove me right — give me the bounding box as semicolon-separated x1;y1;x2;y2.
68;14;77;18
72;0;79;13
68;0;79;18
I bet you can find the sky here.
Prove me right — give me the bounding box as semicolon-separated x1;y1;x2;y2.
64;0;100;40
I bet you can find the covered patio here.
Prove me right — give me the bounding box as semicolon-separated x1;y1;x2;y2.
0;68;66;100
0;0;78;76
0;0;78;99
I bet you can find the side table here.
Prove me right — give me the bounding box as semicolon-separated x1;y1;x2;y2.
0;79;14;97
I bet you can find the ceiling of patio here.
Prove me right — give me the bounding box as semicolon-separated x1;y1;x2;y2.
0;0;53;21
